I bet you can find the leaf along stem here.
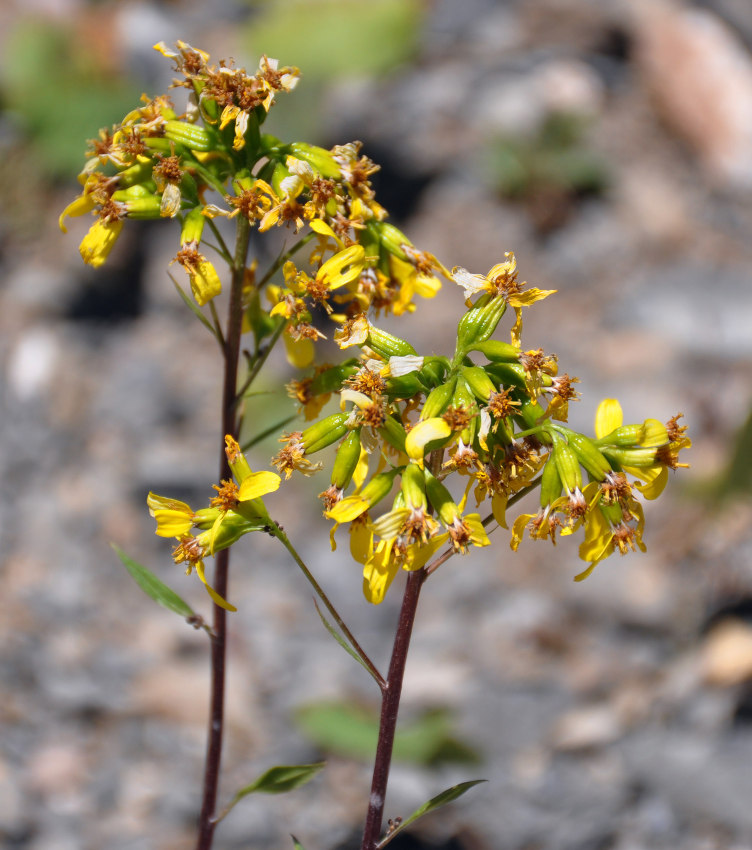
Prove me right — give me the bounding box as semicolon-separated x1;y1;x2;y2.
273;527;385;690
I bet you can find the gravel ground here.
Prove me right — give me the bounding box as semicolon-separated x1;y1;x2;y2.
3;1;752;849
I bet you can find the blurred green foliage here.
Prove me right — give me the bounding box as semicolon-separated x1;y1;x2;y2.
295;700;480;767
244;0;422;79
241;0;422;141
1;19;140;178
487;112;609;201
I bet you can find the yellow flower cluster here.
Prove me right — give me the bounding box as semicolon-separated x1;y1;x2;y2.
274;257;689;602
148;437;281;609
60;41;447;356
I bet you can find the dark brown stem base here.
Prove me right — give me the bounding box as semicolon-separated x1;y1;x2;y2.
195;217;249;850
361;569;427;850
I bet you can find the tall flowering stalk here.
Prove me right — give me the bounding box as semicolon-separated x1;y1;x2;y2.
62;41;689;850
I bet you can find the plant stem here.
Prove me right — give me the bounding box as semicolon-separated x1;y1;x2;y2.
195;216;251;850
361;569;427;850
274;528;385;689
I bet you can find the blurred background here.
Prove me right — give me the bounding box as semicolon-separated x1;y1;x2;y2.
3;0;752;848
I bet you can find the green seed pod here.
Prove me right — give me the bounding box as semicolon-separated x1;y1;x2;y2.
366;326;417;359
514;397;547;430
163;120;215;152
122;195;165;219
452;379;479;445
401;462;427;511
460;366;496;403
601;446;659;469
424;469;460;526
111;184;154;202
594;424;646;448
379;415;408;453
301;413;350;454
470;339;521;363
456;295;507;351
421;377;457;420
180;206;206;244
566;431;612;481
331;430;362;490
539;453;563;507
359;469;400;508
288;142;342;179
552;437;582;494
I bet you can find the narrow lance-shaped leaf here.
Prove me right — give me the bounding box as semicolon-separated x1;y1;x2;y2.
291;837;307;850
376;780;487;849
168;271;222;340
112;545;198;622
313;600;381;684
215;763;325;823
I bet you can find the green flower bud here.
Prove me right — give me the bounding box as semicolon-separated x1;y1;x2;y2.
122;195;166;219
288;142;342;179
117;159;156;188
515;397;548;430
163;119;215;152
180;206;206;244
601;446;659;469
594;424;645;448
565;431;612;481
301;413;350;454
452;378;479;445
460;366;496;403
470;339;521;363
366;326;417;359
379;415;408;453
455;295;507;352
356;469;400;510
421;377;457;420
401;462;427;511
485;361;528;390
373;221;410;261
424;469;461;526
331;430;362;490
552;436;582;494
539;454;563;507
270;160;293;197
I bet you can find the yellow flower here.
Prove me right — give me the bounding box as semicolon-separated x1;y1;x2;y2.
405;418;452;467
453;254;555;344
79;218;123;268
173;245;222;306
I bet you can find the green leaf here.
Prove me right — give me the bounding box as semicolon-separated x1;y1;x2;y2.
295;702;479;767
112;545;196;620
241;413;299;450
291;837;307;850
216;763;325;822
376;780;486;848
313;601;379;682
168;272;221;339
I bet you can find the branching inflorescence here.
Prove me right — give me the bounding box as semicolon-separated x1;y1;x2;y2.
61;40;690;850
